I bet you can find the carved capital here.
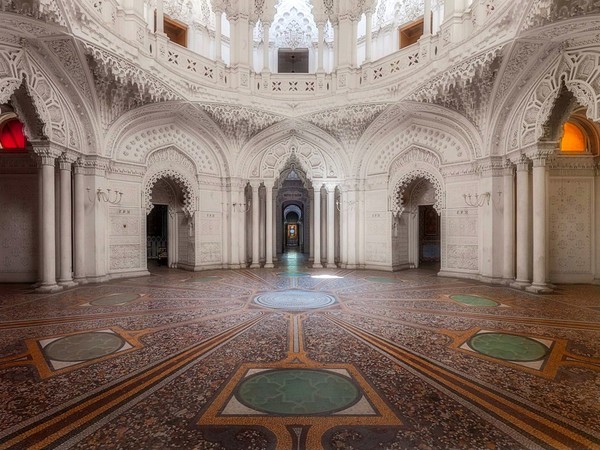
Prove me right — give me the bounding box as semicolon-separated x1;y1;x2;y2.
32;141;63;166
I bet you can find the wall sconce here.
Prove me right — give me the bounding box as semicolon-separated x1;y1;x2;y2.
336;200;357;211
87;188;123;205
233;201;252;213
463;192;490;207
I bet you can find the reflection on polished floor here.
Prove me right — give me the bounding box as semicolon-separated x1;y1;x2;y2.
0;260;599;449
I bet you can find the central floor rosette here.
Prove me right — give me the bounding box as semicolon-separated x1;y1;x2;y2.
253;289;336;310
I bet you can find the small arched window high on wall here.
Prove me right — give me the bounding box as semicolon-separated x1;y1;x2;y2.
0;115;27;152
560;121;586;153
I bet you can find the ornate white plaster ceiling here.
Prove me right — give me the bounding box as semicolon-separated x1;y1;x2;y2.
160;0;214;29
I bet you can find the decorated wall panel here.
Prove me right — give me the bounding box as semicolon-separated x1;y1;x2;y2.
549;178;594;277
0;174;38;281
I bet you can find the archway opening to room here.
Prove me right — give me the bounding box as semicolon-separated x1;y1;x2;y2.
392;177;441;271
146;177;187;270
274;165;312;269
0;105;38;282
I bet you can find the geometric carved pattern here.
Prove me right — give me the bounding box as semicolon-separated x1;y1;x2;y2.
549;179;592;274
368;124;465;175
118;125;219;175
144;169;196;218
391;168;443;217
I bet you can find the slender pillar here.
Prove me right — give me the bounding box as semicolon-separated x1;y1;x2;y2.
262;22;270;72
156;0;164;33
511;157;531;289
339;188;346;266
365;11;373;62
502;163;515;282
37;150;61;292
74;161;86;281
309;192;314;262
248;21;255;70
313;184;322;267
238;185;248;266
527;156;552;293
250;182;260;268
333;22;339;69
326;185;336;268
351;19;358;67
58;157;75;287
423;0;432;35
265;181;274;268
215;10;223;61
317;22;325;71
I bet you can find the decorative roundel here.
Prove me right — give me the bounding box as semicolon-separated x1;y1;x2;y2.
44;332;126;362
467;333;549;362
253;290;336;310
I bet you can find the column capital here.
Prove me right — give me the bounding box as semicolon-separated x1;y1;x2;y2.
514;155;530;172
324;182;338;193
263;179;275;189
249;179;261;189
32;141;63;165
503;159;515;176
58;151;78;170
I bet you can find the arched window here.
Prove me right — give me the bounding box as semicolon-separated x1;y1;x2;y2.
0;118;27;151
560;121;586;153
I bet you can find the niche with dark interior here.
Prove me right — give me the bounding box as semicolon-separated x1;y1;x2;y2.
278;48;309;73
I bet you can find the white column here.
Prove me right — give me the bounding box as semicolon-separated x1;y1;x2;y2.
58;157;75;287
265;181;274;268
309;193;314;262
333;22;339;69
262;22;270;72
250;182;260;268
215;10;223;61
326;184;336;268
339;188;347;266
512;157;531;289
238;185;248;266
313;184;322;267
156;0;164;33
37;150;60;292
317;22;325;71
502;163;515;282
423;0;432;35
365;11;373;62
73;162;85;283
272;191;277;261
351;19;358;67
528;155;551;293
249;21;255;70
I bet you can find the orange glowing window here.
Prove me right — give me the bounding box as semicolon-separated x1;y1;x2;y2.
560;122;586;152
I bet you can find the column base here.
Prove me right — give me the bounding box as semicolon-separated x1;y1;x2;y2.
526;283;553;294
325;263;337;269
264;263;274;269
58;280;77;288
74;277;88;285
250;263;261;269
36;283;63;293
228;264;242;269
510;280;530;290
311;261;323;269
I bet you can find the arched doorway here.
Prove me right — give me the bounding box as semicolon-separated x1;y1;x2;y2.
392;177;441;270
275;166;312;264
146;177;189;269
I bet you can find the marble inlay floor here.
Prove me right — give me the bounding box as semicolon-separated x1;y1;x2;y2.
0;256;599;449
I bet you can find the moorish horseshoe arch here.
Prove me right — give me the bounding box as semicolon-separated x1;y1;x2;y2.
143;168;197;218
390;168;444;217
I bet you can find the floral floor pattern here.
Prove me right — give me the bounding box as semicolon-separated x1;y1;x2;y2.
0;258;599;449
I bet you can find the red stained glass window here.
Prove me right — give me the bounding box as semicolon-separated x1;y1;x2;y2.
0;119;27;150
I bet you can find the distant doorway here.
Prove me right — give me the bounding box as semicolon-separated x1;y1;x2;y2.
147;204;168;267
419;205;440;265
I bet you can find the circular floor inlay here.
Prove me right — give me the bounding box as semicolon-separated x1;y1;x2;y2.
91;293;140;306
366;277;403;284
188;276;222;282
450;294;498;307
254;290;336;310
468;333;549;362
44;332;126;362
236;369;360;415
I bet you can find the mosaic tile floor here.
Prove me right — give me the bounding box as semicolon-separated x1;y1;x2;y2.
0;256;599;449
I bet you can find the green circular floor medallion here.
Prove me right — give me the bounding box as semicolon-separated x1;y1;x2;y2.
189;276;222;282
450;294;498;307
44;332;126;362
366;276;402;284
468;333;549;362
236;369;361;415
91;293;140;306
